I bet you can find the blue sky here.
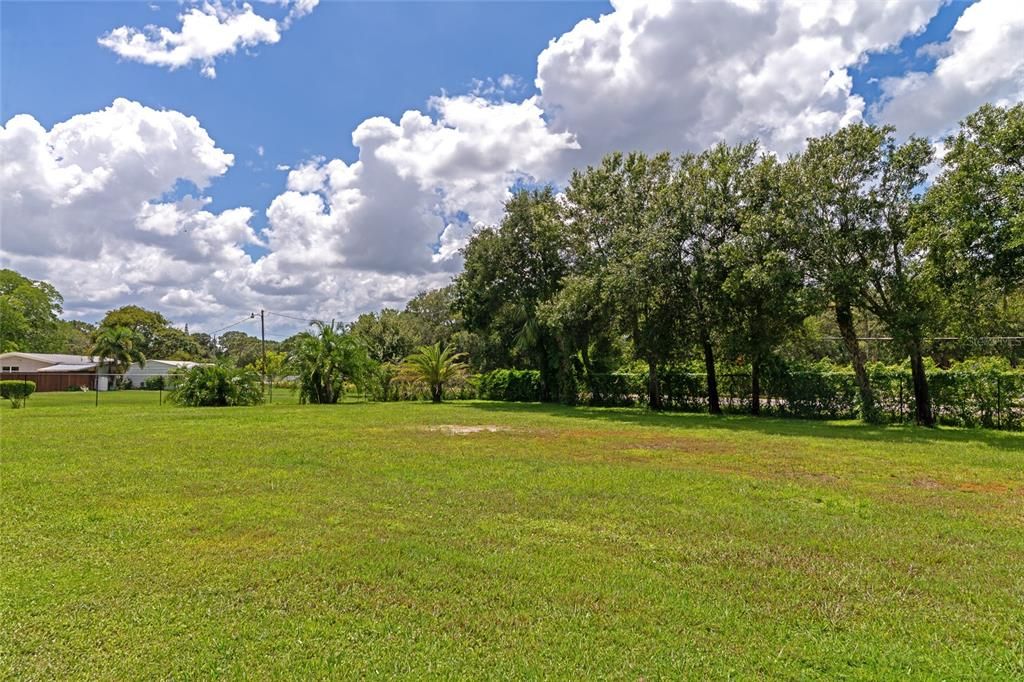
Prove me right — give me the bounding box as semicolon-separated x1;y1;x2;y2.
2;0;1020;332
3;1;609;234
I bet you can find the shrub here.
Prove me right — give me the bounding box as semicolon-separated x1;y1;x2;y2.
141;375;166;391
168;365;263;407
478;369;542;402
397;343;469;403
292;321;374;404
1;380;35;408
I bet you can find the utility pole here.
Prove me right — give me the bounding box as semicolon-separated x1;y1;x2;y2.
260;309;267;400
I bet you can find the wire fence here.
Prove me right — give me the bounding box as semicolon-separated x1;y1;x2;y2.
0;372;295;407
586;368;1024;430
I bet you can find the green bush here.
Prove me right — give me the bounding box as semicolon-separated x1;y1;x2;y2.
141;375;166;391
586;372;646;407
168;365;263;407
1;379;36;408
577;360;1024;429
929;357;1023;429
478;369;542;401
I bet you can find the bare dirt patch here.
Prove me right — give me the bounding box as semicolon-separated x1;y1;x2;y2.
427;424;511;435
911;477;1018;495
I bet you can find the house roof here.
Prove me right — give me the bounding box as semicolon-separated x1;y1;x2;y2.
147;360;207;368
37;363;100;372
0;352;112;365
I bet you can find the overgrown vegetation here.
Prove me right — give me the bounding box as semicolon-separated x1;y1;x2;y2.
167;364;263;407
292;320;373;404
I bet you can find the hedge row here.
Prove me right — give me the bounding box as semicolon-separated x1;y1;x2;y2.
477;369;543;402
584;360;1024;429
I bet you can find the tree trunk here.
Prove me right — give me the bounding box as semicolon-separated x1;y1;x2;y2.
701;330;721;415
647;358;662;410
750;358;761;416
432;383;443;403
835;301;879;423
909;342;934;426
580;344;599;404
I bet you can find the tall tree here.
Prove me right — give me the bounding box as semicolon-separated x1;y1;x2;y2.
0;269;64;352
859;131;938;425
665;143;762;414
99;306;170;357
217;331;269;368
720;153;808;415
90;326;146;377
59;320;97;355
456;188;569;400
349;308;416;365
922;103;1023;295
919;103;1024;360
565;152;679;408
786;124;890;422
404;287;462;348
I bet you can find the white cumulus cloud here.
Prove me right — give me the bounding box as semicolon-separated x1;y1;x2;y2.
98;0;318;78
874;0;1024;139
6;0;1021;334
536;0;943;162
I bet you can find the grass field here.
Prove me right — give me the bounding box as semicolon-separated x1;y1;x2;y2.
2;392;1022;679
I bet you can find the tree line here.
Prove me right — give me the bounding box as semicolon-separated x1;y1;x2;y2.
452;103;1023;426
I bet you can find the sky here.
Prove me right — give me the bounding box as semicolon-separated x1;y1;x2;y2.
1;0;1022;340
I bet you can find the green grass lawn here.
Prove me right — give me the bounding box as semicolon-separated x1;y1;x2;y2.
2;393;1022;679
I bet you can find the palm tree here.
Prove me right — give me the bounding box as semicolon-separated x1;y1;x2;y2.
90;325;145;386
292;320;373;404
399;343;468;403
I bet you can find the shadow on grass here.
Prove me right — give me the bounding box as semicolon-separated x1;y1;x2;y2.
460;401;1024;452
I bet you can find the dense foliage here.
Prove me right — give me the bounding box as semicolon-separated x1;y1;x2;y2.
477;369;543;402
576;359;1023;430
167;365;263;407
0;270;65;353
452;103;1023;427
292;321;373;404
397;343;468;403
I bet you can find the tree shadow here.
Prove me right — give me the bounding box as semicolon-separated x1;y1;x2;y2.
461;401;1024;453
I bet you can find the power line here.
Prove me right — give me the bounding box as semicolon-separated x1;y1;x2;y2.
209;313;257;336
266;310;315;324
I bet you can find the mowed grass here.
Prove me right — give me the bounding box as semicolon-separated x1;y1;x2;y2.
2;392;1022;679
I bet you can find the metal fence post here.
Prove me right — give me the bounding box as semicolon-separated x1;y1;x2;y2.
898;380;904;422
996;375;1001;430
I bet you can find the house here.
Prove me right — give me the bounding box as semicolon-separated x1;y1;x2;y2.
0;352;116;391
123;360;208;387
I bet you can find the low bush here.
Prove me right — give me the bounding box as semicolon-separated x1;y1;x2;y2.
478;369;542;402
141;375;166;391
168;365;263;407
1;379;36;408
